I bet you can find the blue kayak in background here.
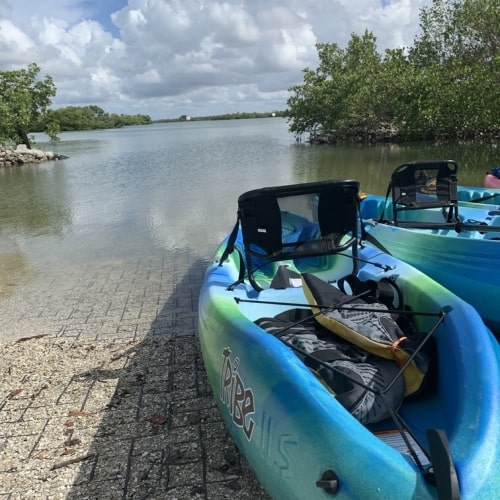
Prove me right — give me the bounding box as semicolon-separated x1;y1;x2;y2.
360;160;500;334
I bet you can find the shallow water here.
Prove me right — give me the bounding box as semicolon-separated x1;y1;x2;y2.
0;118;497;296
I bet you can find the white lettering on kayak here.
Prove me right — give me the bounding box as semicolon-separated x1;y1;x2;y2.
220;347;255;441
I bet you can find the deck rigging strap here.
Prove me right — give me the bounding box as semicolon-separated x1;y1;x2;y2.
235;297;445;319
394;219;500;233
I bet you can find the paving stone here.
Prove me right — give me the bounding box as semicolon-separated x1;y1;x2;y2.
0;253;269;499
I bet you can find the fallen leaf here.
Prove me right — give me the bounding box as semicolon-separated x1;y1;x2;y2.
147;416;168;426
9;388;22;398
68;410;91;417
61;449;76;456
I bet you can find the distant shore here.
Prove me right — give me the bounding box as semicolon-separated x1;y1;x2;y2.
0;145;68;167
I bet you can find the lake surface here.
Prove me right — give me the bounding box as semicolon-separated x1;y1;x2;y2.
0;118;498;290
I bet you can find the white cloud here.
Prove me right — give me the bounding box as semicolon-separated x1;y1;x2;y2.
0;0;431;119
208;2;260;44
0;19;37;60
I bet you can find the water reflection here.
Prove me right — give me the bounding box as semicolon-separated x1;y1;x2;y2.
0;164;72;301
2;120;498;275
291;141;498;195
0;246;32;300
0;163;72;236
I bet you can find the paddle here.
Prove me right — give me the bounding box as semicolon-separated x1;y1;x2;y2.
426;429;460;499
240;295;446;396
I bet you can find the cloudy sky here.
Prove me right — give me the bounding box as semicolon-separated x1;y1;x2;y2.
0;0;430;120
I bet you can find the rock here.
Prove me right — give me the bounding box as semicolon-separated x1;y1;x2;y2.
0;146;68;167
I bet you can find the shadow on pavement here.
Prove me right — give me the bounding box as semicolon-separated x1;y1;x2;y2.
66;253;268;499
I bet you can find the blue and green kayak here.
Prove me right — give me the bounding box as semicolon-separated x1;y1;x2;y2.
199;178;500;499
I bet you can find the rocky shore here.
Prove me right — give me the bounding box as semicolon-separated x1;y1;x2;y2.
0;145;67;167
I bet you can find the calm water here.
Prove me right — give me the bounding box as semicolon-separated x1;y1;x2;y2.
0;118;498;280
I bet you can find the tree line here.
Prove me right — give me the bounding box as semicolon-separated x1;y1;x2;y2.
156;111;286;123
286;0;499;143
33;106;152;133
0;58;279;148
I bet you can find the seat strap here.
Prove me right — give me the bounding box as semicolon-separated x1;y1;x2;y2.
218;211;247;290
218;211;241;266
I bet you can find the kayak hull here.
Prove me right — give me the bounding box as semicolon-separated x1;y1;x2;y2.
458;185;500;209
199;237;500;499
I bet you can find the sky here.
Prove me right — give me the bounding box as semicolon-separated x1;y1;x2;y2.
0;0;431;120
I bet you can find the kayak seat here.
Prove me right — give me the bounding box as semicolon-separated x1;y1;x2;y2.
234;179;361;291
389;160;460;226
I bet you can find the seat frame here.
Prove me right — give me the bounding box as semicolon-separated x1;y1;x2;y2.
389;160;459;226
236;179;361;291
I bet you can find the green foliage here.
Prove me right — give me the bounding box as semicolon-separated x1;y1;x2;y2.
287;32;390;142
287;0;499;143
35;105;153;132
411;0;499;67
0;63;57;146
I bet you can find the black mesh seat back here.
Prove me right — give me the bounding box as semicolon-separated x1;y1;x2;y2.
238;180;360;268
391;160;458;211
